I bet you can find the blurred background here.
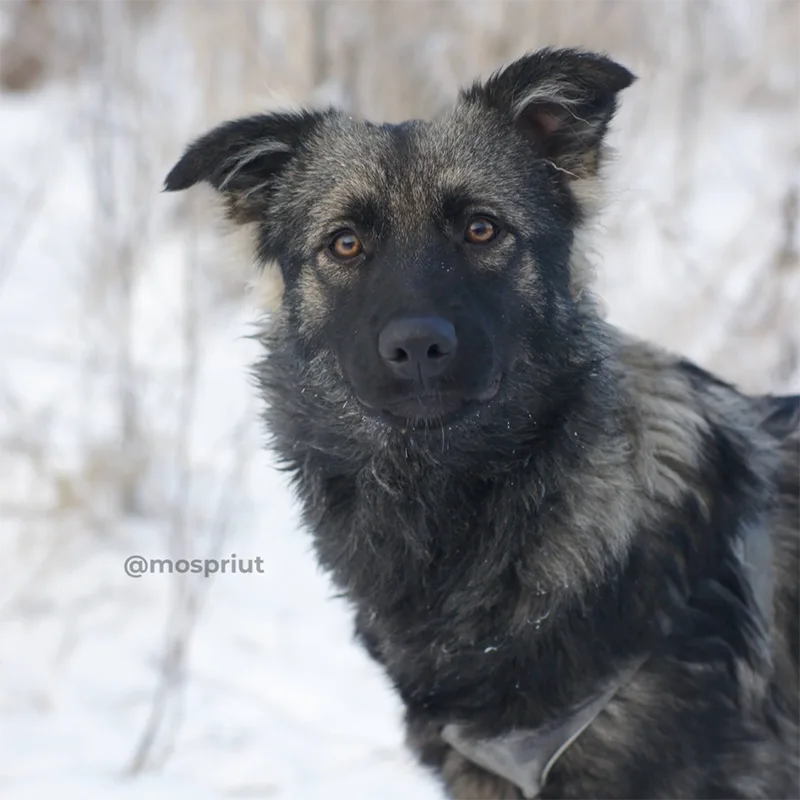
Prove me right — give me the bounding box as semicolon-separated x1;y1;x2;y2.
0;1;797;798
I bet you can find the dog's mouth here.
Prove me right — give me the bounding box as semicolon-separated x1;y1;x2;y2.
364;374;503;430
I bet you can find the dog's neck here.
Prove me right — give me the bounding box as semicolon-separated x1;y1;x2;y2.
258;326;673;726
259;315;649;620
295;362;623;616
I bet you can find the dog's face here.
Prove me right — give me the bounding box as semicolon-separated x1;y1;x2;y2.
166;49;634;447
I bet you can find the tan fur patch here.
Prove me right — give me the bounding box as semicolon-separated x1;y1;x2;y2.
511;260;543;305
297;267;331;337
214;218;286;311
247;261;285;311
567;143;614;311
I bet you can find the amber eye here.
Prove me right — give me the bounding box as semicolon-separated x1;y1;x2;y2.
330;229;363;259
465;216;499;244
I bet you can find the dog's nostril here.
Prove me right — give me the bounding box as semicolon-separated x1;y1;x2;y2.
378;316;458;380
391;348;409;363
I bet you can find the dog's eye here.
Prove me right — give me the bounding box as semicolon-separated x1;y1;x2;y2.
330;230;363;260
465;217;499;245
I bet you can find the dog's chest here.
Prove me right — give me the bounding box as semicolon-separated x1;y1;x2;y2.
355;599;525;716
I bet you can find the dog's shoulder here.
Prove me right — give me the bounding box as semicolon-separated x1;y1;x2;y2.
613;330;737;414
609;327;794;449
602;330;734;506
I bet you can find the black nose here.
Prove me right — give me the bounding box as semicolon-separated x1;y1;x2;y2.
378;316;457;380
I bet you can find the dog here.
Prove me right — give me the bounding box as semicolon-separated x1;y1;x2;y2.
165;48;799;799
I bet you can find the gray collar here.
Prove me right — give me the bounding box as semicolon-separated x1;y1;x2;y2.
441;525;774;799
442;656;645;799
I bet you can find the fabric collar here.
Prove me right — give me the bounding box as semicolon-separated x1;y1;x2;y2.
442;656;645;799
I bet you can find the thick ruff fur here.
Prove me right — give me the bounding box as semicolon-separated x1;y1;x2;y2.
165;48;800;799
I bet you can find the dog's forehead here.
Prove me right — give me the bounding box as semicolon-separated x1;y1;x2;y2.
301;110;529;223
403;111;528;197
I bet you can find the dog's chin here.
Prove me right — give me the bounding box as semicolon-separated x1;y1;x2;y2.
359;375;503;432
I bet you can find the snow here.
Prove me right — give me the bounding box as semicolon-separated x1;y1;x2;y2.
0;505;442;798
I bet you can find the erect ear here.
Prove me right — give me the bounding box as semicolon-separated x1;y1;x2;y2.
163;110;325;222
461;48;635;179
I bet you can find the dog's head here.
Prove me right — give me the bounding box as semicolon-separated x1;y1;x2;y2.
165;48;634;454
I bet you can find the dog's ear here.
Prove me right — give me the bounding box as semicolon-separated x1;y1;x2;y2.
164;110;325;222
461;48;635;179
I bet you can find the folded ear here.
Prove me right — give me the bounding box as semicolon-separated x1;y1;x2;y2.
164;110;325;222
461;48;635;179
